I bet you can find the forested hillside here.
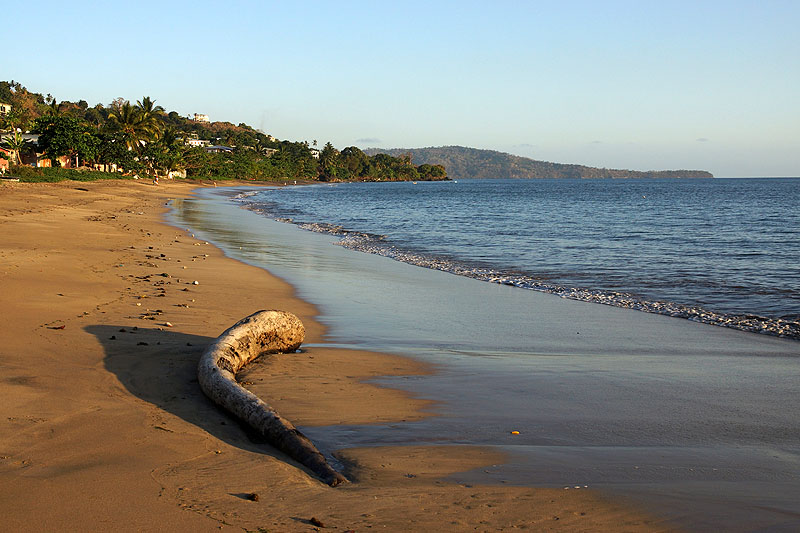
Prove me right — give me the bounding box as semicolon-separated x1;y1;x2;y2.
364;146;713;179
0;81;445;182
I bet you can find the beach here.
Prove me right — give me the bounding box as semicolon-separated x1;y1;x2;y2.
173;183;800;532
0;180;661;531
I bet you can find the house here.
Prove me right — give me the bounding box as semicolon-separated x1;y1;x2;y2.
0;147;10;173
26;154;72;168
192;113;210;123
186;138;211;148
204;145;234;154
309;148;320;159
168;169;187;179
0;132;38;167
0;102;11;115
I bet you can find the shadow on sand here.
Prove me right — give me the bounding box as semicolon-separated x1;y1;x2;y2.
85;323;287;461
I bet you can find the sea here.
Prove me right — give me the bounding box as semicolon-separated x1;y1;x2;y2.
170;177;800;532
235;178;800;337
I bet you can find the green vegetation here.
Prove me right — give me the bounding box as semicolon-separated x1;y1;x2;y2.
8;165;133;182
318;143;446;182
0;81;448;183
364;146;714;179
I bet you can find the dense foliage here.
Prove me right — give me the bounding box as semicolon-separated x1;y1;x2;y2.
364;146;713;179
0;81;447;182
7;165;133;182
318;143;446;182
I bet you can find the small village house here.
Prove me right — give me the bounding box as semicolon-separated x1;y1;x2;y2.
186;138;211;148
0;147;10;173
204;145;233;154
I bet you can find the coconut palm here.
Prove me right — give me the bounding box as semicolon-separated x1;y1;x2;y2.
106;101;150;150
136;96;164;117
46;99;63;117
136;96;164;139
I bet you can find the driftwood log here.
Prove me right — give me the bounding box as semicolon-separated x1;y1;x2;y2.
197;310;347;486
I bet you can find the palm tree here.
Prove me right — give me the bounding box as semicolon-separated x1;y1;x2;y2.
136;96;164;140
46;99;63;117
106;101;149;150
136;96;164;117
1;130;33;166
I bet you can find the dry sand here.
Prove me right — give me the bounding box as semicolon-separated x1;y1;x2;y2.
0;179;668;531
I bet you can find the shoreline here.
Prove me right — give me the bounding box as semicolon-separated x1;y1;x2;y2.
175;183;799;532
0;179;660;531
234;180;799;341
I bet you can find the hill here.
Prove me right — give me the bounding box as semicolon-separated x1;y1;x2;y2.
363;146;713;180
0;80;441;183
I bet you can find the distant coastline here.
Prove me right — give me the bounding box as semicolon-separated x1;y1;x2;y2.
364;145;714;180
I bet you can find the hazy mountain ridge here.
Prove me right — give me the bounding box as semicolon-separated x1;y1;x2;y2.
363;146;714;180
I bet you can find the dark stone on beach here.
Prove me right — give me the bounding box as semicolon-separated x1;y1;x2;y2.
110;335;116;340
310;517;325;527
248;492;259;502
137;342;148;346
119;328;126;332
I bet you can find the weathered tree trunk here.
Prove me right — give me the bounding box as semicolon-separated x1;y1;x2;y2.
197;310;347;486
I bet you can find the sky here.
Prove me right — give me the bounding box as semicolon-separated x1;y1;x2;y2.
5;0;799;177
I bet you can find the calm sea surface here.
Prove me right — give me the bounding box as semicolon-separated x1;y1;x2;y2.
237;178;800;338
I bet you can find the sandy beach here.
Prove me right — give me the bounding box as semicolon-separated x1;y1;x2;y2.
0;179;666;531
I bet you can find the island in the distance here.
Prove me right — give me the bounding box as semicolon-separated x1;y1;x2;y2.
364;146;714;180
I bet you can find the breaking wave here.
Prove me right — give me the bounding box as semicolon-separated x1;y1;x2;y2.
235;196;799;341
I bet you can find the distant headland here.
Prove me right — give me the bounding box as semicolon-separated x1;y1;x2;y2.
364;146;714;180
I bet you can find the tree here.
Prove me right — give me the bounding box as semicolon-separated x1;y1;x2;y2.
98;131;141;171
135;96;164;137
84;104;105;126
35;115;100;166
106;100;151;150
340;146;369;178
418;163;447;180
141;126;184;177
318;142;340;180
1;130;34;165
45;99;63;117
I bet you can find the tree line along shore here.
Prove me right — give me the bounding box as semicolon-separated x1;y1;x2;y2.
0;81;448;183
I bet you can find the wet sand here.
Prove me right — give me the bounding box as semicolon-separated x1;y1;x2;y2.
0;180;661;531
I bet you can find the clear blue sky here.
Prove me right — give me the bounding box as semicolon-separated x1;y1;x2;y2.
6;0;799;176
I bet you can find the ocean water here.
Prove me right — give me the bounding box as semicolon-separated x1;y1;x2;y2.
170;181;800;532
235;178;800;338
